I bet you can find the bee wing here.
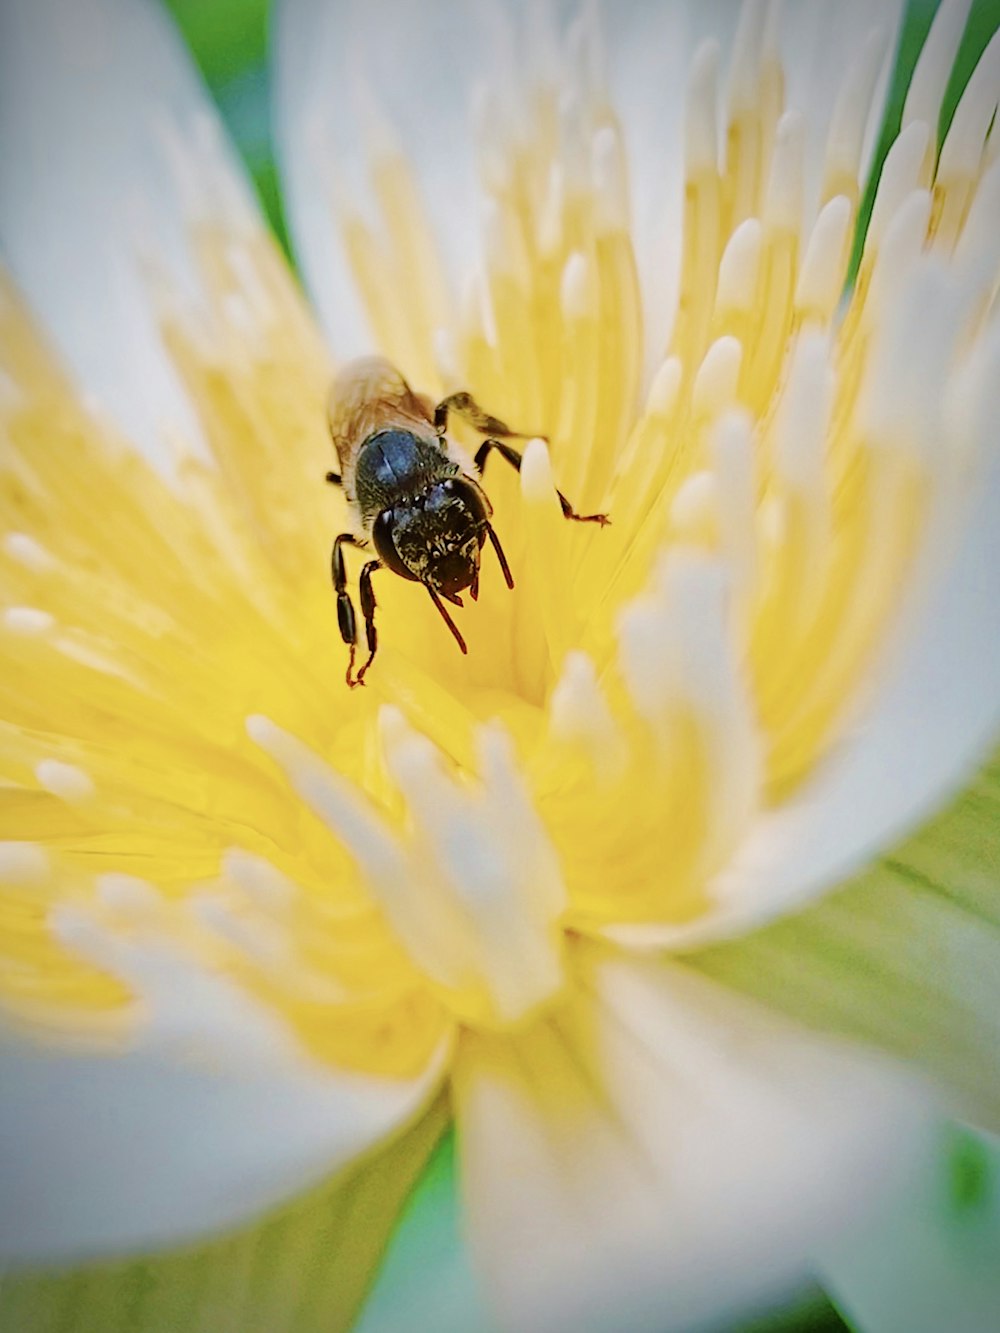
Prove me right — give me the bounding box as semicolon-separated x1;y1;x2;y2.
327;357;434;467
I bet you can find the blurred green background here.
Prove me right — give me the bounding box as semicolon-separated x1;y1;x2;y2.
2;2;998;1331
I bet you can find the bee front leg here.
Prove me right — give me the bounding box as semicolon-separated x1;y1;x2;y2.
331;532;363;687
473;440;610;526
355;560;383;686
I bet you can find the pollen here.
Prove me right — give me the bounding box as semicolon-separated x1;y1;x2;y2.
1;8;998;1063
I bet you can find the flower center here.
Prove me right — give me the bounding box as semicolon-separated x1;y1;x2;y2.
1;6;997;1059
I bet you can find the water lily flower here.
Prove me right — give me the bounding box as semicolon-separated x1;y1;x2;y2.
2;0;999;1329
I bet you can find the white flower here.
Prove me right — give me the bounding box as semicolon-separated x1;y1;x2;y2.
0;1;998;1330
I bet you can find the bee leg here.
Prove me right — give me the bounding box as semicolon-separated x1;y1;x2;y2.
355;560;383;686
434;392;543;442
474;440;611;526
331;532;363;687
325;471;342;485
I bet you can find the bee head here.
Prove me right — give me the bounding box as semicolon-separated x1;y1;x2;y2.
372;476;489;597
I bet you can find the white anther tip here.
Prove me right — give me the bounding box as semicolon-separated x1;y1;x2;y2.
796;194;853;317
561;251;596;319
692;337;742;417
96;873;161;913
223;849;295;909
766;110;805;229
549;650;621;766
4;606;55;636
670;471;718;533
379;706;437;779
476;719;515;769
377;704;408;748
646;357;683;416
564;649;596;684
776;107;805;142
717;219;763;311
4;533;55;571
245;713;281;749
520;437;554;502
36;760;95;804
0;841;50;887
222;847;264;881
48;903;92;948
712;408;754;459
868;121;931;248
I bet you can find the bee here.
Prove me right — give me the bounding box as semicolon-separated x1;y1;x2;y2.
326;356;608;687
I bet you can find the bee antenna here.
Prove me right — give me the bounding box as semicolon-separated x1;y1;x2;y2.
486;524;514;590
427;587;468;654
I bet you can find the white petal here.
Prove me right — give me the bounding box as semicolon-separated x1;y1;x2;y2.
611;315;1000;952
0;942;447;1263
453;941;935;1333
0;0;262;461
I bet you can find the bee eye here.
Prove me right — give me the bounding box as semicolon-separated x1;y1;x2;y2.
372;508;414;579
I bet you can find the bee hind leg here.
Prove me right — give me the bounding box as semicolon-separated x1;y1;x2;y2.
473;440;610;526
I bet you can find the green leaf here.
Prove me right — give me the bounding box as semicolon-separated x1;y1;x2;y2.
0;1097;448;1333
163;0;269;89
